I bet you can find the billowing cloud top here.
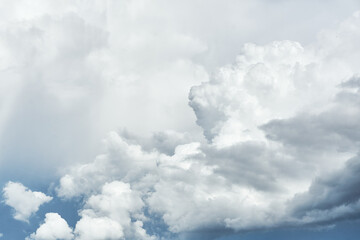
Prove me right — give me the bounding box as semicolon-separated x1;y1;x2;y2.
1;1;360;240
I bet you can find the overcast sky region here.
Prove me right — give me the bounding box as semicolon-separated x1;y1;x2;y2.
1;0;360;239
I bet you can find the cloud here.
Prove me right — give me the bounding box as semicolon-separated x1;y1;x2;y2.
74;181;155;240
27;213;74;240
0;0;208;184
74;216;123;240
2;182;52;222
57;132;287;234
147;142;283;233
262;86;360;153
288;154;360;225
1;0;358;185
2;1;360;239
56;132;159;199
189;11;360;150
189;39;346;148
51;10;360;239
0;11;109;182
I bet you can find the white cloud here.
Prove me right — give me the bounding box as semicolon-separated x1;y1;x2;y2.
56;132;288;233
0;0;208;180
0;0;358;181
74;215;123;240
1;1;360;239
74;181;155;240
53;10;360;238
189;39;348;148
2;182;52;222
56;132;159;198
27;213;74;240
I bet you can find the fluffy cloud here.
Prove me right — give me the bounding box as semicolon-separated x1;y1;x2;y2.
2;182;52;222
55;132;291;235
74;215;124;240
190;11;360;150
56;132;159;198
74;181;155;240
27;213;74;240
2;1;360;239
52;11;360;239
1;0;358;185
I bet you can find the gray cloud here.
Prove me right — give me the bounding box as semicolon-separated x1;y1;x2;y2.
340;75;360;89
288;155;360;225
262;87;360;153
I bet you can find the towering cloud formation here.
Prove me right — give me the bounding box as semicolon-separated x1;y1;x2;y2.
54;11;360;239
1;1;360;239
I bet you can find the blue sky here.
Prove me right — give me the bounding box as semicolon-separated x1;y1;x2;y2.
1;0;360;239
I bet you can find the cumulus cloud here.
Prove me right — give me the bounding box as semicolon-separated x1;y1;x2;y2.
56;132;159;198
51;10;360;239
74;215;123;240
2;182;52;222
2;1;360;239
27;213;74;240
74;181;155;240
1;0;358;185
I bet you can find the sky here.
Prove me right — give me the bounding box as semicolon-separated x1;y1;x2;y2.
1;0;360;239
